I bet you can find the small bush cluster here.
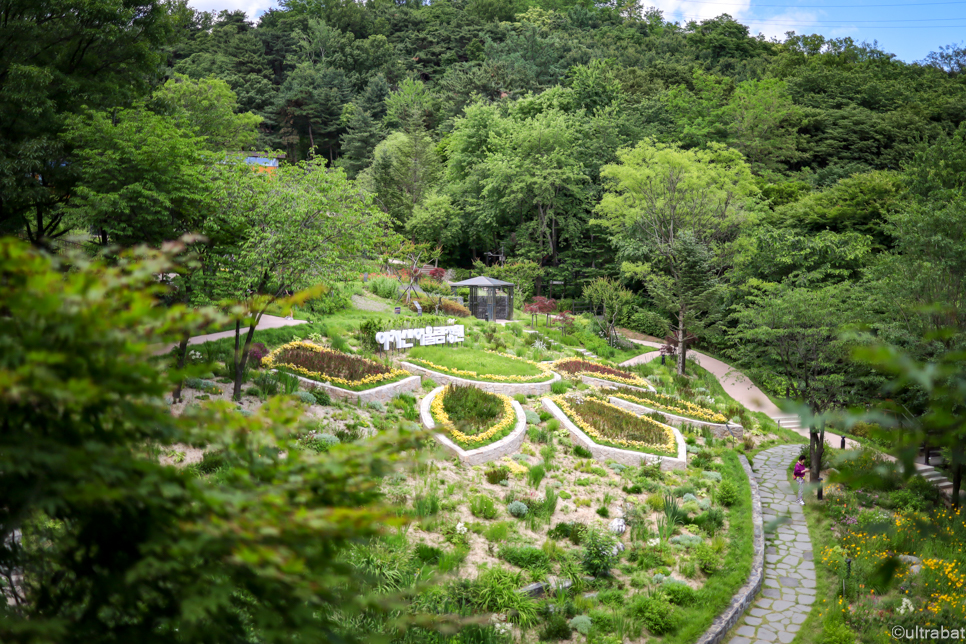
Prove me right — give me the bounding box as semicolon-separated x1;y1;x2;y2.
508;501;528;518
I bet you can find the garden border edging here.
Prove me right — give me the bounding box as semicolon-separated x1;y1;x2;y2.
419;386;528;465
540;397;687;471
401;361;560;395
608;396;744;440
694;453;764;644
275;371;422;405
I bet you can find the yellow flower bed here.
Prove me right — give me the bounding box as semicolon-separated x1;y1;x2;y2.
551;394;677;456
431;385;516;447
411;350;554;383
613;389;728;423
501;456;529;476
263;341;410;390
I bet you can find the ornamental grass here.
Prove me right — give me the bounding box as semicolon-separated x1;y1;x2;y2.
552;359;648;387
431;385;516;448
611;387;728;424
553;394;676;456
264;341;409;390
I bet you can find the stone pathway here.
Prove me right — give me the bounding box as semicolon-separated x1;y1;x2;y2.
730;444;816;644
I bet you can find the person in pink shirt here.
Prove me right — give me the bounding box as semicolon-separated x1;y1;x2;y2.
793;455;807;505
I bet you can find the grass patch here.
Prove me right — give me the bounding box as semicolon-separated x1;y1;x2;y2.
554;395;676;457
665;450;755;644
407;346;551;382
431;385;516;449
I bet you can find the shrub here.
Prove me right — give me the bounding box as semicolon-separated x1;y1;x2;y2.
471;567;537;624
409;297;471;318
702;471;722;482
311;388;332;406
573;445;593;459
717;479;739;506
550;380;569;395
646;493;665;512
663;582;697;606
197;449;227;474
568;615;592;635
539;614;572;641
499;545;550;573
548;523;573;540
673;484;696;497
293;390;316;405
695;507;725;536
694;543;721;574
539;410;552;422
623;484;643;494
300;433;339;453
470;494;498;520
485;465;510;485
582;526;618;577
508;501;528;518
618;307;670;338
248;342;269;367
629;593;678;635
596;506;610;518
513;394;527;405
367;276;399;300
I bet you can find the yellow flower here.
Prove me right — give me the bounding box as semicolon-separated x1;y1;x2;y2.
551;395;676;456
431;385;516;446
409;351;554;383
264;341;410;389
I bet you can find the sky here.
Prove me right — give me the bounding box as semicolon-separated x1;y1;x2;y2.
188;0;965;63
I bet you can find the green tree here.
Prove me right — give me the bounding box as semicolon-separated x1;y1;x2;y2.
152;73;262;150
361;125;441;228
733;283;867;482
212;159;387;399
64;106;215;247
0;0;181;246
583;277;636;346
337;107;386;178
722;78;803;173
0;238;418;642
596;139;756;369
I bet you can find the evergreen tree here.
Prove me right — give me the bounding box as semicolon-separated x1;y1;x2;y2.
338;108;385;178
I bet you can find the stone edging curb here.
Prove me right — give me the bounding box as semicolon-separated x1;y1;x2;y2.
608;396;744;440
540;397;687;471
694;454;764;644
419;386;528;465
580;375;656;392
401;361;560;396
272;371;422;405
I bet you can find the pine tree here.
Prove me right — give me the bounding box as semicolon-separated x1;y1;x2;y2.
338;108;385;178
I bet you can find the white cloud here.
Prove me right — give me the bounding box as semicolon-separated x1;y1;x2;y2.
188;0;279;20
647;0;753;24
747;10;821;40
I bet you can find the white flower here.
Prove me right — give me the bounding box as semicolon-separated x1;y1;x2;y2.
647;538;660;547
898;598;914;615
456;521;467;535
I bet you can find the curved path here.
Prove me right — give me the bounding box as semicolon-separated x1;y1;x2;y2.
153;314;307;355
729;444;816;644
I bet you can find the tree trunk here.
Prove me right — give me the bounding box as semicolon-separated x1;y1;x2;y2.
677;309;687;376
231;319;259;402
810;421;826;484
172;334;190;403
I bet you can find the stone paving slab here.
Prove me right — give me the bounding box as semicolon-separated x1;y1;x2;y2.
727;444;813;644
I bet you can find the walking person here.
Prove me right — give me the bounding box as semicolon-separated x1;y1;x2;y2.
794;454;807;505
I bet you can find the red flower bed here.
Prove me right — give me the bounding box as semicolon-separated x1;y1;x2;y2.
275;345;391;381
554;360;635;381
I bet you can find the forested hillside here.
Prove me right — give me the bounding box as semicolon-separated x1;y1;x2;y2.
2;0;964;406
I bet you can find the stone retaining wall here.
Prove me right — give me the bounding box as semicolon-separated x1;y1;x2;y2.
694;454;764;644
608;397;744;440
541;398;687;471
401;362;560;396
419;386;528;465
580;375;656;392
282;372;422;406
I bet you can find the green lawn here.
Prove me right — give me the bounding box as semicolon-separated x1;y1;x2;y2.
406;346;551;381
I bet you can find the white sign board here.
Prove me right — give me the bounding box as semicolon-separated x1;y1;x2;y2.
375;325;464;351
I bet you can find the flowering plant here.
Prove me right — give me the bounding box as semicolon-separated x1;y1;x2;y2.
430;385;516;447
263;341;410;390
551;394;676;456
610;387;728;423
409;350;554;383
552;358;651;387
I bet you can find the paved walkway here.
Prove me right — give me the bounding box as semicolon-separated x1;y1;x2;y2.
154;314;306;354
730;444;816;644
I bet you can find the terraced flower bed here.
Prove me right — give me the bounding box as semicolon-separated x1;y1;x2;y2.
611;387;728;424
430;384;516;449
407;346;554;383
552;358;650;387
264;341;410;391
550;393;677;456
